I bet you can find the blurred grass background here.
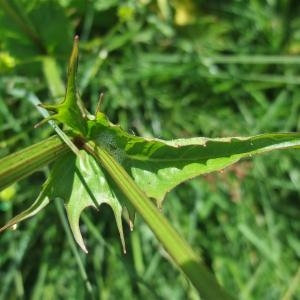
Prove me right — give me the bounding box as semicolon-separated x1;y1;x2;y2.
0;0;300;299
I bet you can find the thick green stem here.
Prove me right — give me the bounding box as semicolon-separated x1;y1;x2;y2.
0;136;69;191
85;141;233;300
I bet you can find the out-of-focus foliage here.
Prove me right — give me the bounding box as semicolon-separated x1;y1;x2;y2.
0;0;300;299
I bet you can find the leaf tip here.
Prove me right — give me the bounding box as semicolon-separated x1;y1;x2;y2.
129;220;134;231
82;245;89;254
66;205;89;253
71;223;89;253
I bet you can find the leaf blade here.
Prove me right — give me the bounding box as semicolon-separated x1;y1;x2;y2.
91;118;300;204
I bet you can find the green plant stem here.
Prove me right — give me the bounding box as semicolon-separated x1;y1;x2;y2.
0;136;69;191
84;140;233;300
